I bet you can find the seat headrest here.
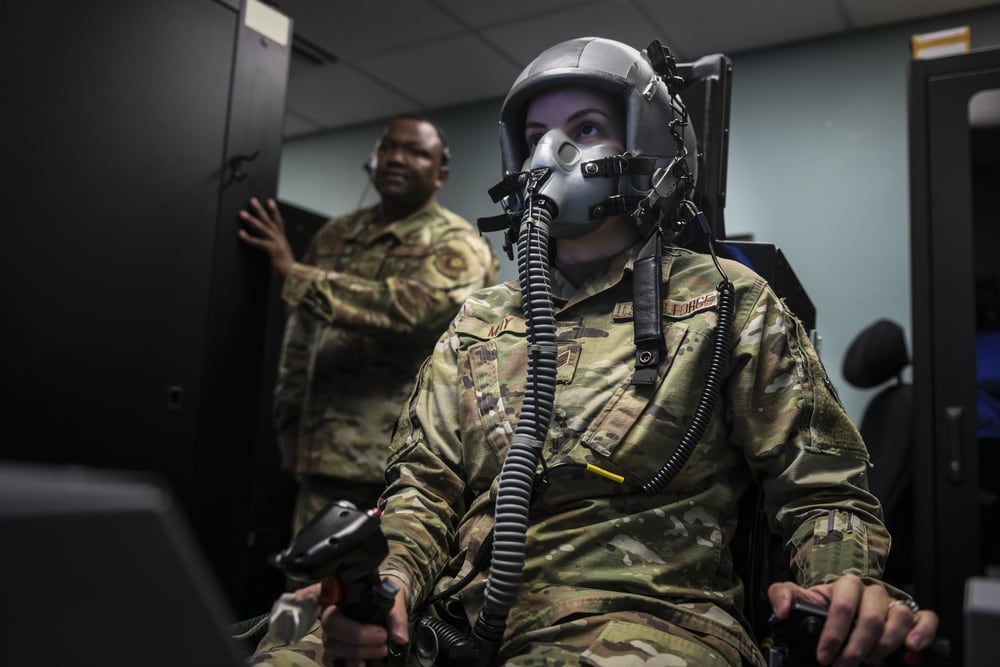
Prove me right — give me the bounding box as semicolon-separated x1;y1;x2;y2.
842;319;910;388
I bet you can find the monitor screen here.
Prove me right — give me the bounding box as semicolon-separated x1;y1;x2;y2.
0;461;248;666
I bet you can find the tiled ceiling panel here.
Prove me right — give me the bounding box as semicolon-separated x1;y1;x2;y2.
634;0;849;57
275;0;463;59
433;0;586;28
356;34;523;109
482;1;669;66
284;62;421;134
274;0;995;138
841;0;999;28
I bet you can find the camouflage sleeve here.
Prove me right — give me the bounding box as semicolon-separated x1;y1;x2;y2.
272;240;320;472
726;282;894;589
376;316;470;609
272;307;310;471
280;233;495;343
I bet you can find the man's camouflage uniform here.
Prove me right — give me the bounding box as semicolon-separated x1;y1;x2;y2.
254;243;900;666
274;201;498;531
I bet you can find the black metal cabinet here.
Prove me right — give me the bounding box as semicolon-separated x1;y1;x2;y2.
1;0;290;615
909;47;1000;662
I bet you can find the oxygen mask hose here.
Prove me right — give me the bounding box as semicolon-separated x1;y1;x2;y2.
472;200;558;662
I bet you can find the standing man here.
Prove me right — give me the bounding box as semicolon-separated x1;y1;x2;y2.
238;114;499;533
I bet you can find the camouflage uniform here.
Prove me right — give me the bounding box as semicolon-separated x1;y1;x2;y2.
274;201;498;531
254;243;895;666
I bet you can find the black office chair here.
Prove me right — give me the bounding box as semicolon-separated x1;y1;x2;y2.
841;318;914;588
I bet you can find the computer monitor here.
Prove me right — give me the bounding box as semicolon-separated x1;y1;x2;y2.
0;461;248;666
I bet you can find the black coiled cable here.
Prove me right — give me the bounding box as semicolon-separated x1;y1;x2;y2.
641;278;735;496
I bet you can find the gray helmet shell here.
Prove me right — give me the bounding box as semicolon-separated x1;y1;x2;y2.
499;37;698;232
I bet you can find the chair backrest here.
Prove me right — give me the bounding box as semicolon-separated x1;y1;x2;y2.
842;318;914;587
677;53;733;242
859;384;914;516
842;318;913;518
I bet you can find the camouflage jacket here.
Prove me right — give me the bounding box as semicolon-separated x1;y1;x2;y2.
274;201;499;482
379;243;891;666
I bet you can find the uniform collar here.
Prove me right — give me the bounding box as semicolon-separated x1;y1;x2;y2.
552;240;677;311
550;243;626;297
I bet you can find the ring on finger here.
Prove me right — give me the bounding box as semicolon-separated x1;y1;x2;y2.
888;598;920;615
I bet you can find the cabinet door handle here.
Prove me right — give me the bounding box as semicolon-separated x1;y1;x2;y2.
945;406;963;484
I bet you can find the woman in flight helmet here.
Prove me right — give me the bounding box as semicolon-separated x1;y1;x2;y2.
251;37;938;667
485;36;698;247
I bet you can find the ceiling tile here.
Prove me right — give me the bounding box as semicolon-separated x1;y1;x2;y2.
356;35;522;109
482;1;672;65
274;0;464;59
432;0;586;28
288;56;321;81
634;0;848;57
284;63;420;135
841;0;1000;28
283;110;323;138
276;0;998;137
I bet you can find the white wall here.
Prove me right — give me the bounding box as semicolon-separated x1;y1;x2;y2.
277;6;1000;426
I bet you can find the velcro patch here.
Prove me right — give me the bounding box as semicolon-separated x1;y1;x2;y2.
613;291;717;322
556;342;580;384
435;250;469;278
459;314;527;339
